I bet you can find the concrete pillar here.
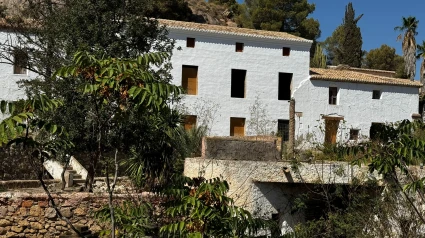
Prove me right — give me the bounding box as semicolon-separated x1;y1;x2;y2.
288;98;295;158
64;171;73;188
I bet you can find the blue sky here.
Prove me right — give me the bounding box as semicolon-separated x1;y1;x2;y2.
237;0;425;79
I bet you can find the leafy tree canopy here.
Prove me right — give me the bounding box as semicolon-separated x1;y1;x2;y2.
363;44;407;78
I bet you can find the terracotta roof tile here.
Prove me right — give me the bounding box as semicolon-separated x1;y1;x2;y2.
310;68;422;88
158;19;312;43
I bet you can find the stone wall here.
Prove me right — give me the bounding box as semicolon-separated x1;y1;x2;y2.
0;192;146;238
202;136;281;161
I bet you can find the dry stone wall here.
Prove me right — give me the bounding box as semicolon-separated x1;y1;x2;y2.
0;192;121;238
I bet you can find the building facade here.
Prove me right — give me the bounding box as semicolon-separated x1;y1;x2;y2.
162;19;421;144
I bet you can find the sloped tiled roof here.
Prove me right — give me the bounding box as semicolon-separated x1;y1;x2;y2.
158;19;312;43
310;68;422;88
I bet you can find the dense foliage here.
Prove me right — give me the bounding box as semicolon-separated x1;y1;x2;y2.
324;2;363;67
363;44;407;78
235;0;320;42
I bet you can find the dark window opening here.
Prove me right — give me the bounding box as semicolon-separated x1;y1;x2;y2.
236;42;244;52
370;122;384;141
231;69;246;98
230;117;245;136
184;115;197;131
278;73;293;100
282;47;291;56
182;65;198;95
14;49;28;74
349;129;359;141
329;87;338;105
372;90;381;99
186;37;195;48
278;120;289;141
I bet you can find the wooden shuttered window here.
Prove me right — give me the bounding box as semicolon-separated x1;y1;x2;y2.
182;65;198;95
230;117;245;136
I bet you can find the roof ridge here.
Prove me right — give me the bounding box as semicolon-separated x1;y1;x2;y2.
310;68;421;88
158;19;313;43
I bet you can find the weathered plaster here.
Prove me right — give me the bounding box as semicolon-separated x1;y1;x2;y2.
294;79;419;143
168;29;311;136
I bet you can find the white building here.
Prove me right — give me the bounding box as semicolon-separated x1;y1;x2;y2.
0;20;421;145
161;19;422;144
0;30;34;102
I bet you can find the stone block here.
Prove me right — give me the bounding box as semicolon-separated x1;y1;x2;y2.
5;231;17;238
38;201;48;208
60;207;73;218
7;206;16;213
29;206;42;217
18;220;29;227
74;207;86;216
39;229;47;234
10;226;23;233
30;222;43;230
0;227;6;235
0;219;12;227
0;207;7;217
44;208;56;219
21;200;33;208
17;207;28;217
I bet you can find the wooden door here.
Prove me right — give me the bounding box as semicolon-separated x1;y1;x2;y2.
325;119;339;144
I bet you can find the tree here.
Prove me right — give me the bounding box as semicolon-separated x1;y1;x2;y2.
336;2;363;67
417;41;425;92
364;44;407;76
395;16;419;81
160;177;269;237
235;0;320;42
311;43;327;68
56;50;182;236
323;25;343;65
0;0;178;191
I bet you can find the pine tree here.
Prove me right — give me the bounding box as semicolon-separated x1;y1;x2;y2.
336;2;363;67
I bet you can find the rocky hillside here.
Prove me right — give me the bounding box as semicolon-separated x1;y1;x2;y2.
186;0;237;26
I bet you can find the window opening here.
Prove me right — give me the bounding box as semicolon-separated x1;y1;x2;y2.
186;37;195;48
277;120;289;141
329;87;338;105
231;69;246;98
230;117;245;136
349;129;359;141
370;122;384;140
282;47;291;56
13;49;28;74
372;90;381;99
278;73;293;100
236;42;244;52
184;115;197;131
182;65;198;95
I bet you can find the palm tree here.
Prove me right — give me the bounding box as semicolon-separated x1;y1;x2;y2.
417;41;425;92
395;16;419;80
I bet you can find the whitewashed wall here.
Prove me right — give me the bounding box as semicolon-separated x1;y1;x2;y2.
168;29;312;136
294;79;419;143
0;31;36;120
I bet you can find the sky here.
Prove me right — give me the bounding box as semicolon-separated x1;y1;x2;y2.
237;0;425;79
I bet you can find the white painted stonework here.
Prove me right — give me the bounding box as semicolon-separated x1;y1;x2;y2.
167;26;420;142
0;31;35;101
294;80;419;143
168;28;311;136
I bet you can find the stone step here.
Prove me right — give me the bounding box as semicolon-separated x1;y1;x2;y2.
66;166;73;170
67;170;78;174
73;174;82;179
74;179;86;184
